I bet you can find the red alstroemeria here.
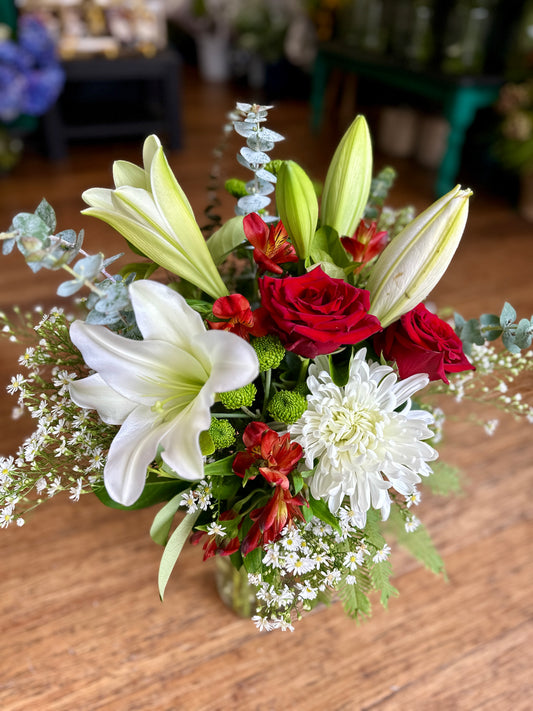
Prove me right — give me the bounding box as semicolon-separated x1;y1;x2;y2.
233;422;303;489
341;219;388;272
241;487;307;556
190;511;240;561
208;293;268;340
243;212;298;274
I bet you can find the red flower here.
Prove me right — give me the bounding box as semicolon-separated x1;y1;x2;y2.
258;266;382;358
190;511;240;561
241;487;307;556
208;293;268;340
233;422;303;490
341;219;388;272
243;213;298;274
374;303;475;384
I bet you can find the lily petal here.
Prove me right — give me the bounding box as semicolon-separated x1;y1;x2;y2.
104;406;170;505
130;280;205;344
201;329;259;392
69;373;135;424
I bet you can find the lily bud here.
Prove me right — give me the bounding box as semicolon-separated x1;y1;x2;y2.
367;185;472;327
276;160;318;260
321;115;373;238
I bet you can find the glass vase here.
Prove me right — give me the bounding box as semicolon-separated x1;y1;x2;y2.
214;555;257;618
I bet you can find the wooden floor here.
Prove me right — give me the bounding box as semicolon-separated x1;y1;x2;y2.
0;67;532;711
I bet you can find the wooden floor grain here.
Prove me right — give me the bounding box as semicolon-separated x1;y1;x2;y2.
0;68;532;711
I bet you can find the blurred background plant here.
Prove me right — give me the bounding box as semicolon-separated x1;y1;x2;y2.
0;12;64;173
494;79;533;175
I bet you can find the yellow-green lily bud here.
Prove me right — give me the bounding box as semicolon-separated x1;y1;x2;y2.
82;135;228;299
276;160;318;260
367;185;472;327
321;115;372;238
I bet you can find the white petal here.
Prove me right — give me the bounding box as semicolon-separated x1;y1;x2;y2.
129;280;205;344
201;330;259;392
104;406;168;505
159;393;212;481
70;321;208;404
69;373;134;424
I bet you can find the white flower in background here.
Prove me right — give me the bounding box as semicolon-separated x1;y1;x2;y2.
289;349;437;524
69;280;259;506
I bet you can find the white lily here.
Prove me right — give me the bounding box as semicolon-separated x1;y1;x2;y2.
82;135;228;299
367;185;472;327
69;280;259;506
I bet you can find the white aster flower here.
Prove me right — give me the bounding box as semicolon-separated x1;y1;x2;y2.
69;280;259;506
343;550;364;571
206;522;226;537
372;543;392;563
405;515;421;533
290;349;437;524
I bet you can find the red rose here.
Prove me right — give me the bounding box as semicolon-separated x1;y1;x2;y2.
258;266;382;358
374;303;475;383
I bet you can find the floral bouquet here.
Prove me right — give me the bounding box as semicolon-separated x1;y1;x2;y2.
1;103;532;632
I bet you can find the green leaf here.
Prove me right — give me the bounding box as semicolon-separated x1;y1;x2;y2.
35;198;56;233
309;225;350;269
210;475;241;500
308;495;342;532
13;212;51;241
93;476;185;510
500;302;517;329
425;461;463;496
243;546;262;574
206;216;245;265
370;560;399;608
292;472;304;495
479;313;502;341
150;492;184;545
119;261;159;280
158;510;200;600
337;577;371;620
203;454;236;477
515;318;533;349
386;504;446;578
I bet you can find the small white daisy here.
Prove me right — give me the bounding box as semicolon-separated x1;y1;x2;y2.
372;544;392;563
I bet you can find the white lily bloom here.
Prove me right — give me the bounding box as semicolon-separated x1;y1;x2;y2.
69;280;259;506
82;135;228;299
289;349;437;524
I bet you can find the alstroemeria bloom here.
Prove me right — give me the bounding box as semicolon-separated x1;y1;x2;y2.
81;135;228;299
233;422;303;489
243;213;298;274
69;280;259;506
241;487;307;556
341;219;389;272
207;293;268;340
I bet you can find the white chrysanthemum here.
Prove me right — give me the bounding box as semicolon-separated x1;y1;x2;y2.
289;349;437;524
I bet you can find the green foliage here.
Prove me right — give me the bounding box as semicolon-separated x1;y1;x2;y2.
387;504;446;578
455;302;533;355
338;568;372;620
364;166;397;220
370;560;399;607
425;461;463;497
309;225;350;277
158;510;200;600
232;103;283;219
93;474;185;511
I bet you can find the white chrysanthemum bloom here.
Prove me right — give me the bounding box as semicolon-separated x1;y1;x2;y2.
289;349;437;524
69;280;259;506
